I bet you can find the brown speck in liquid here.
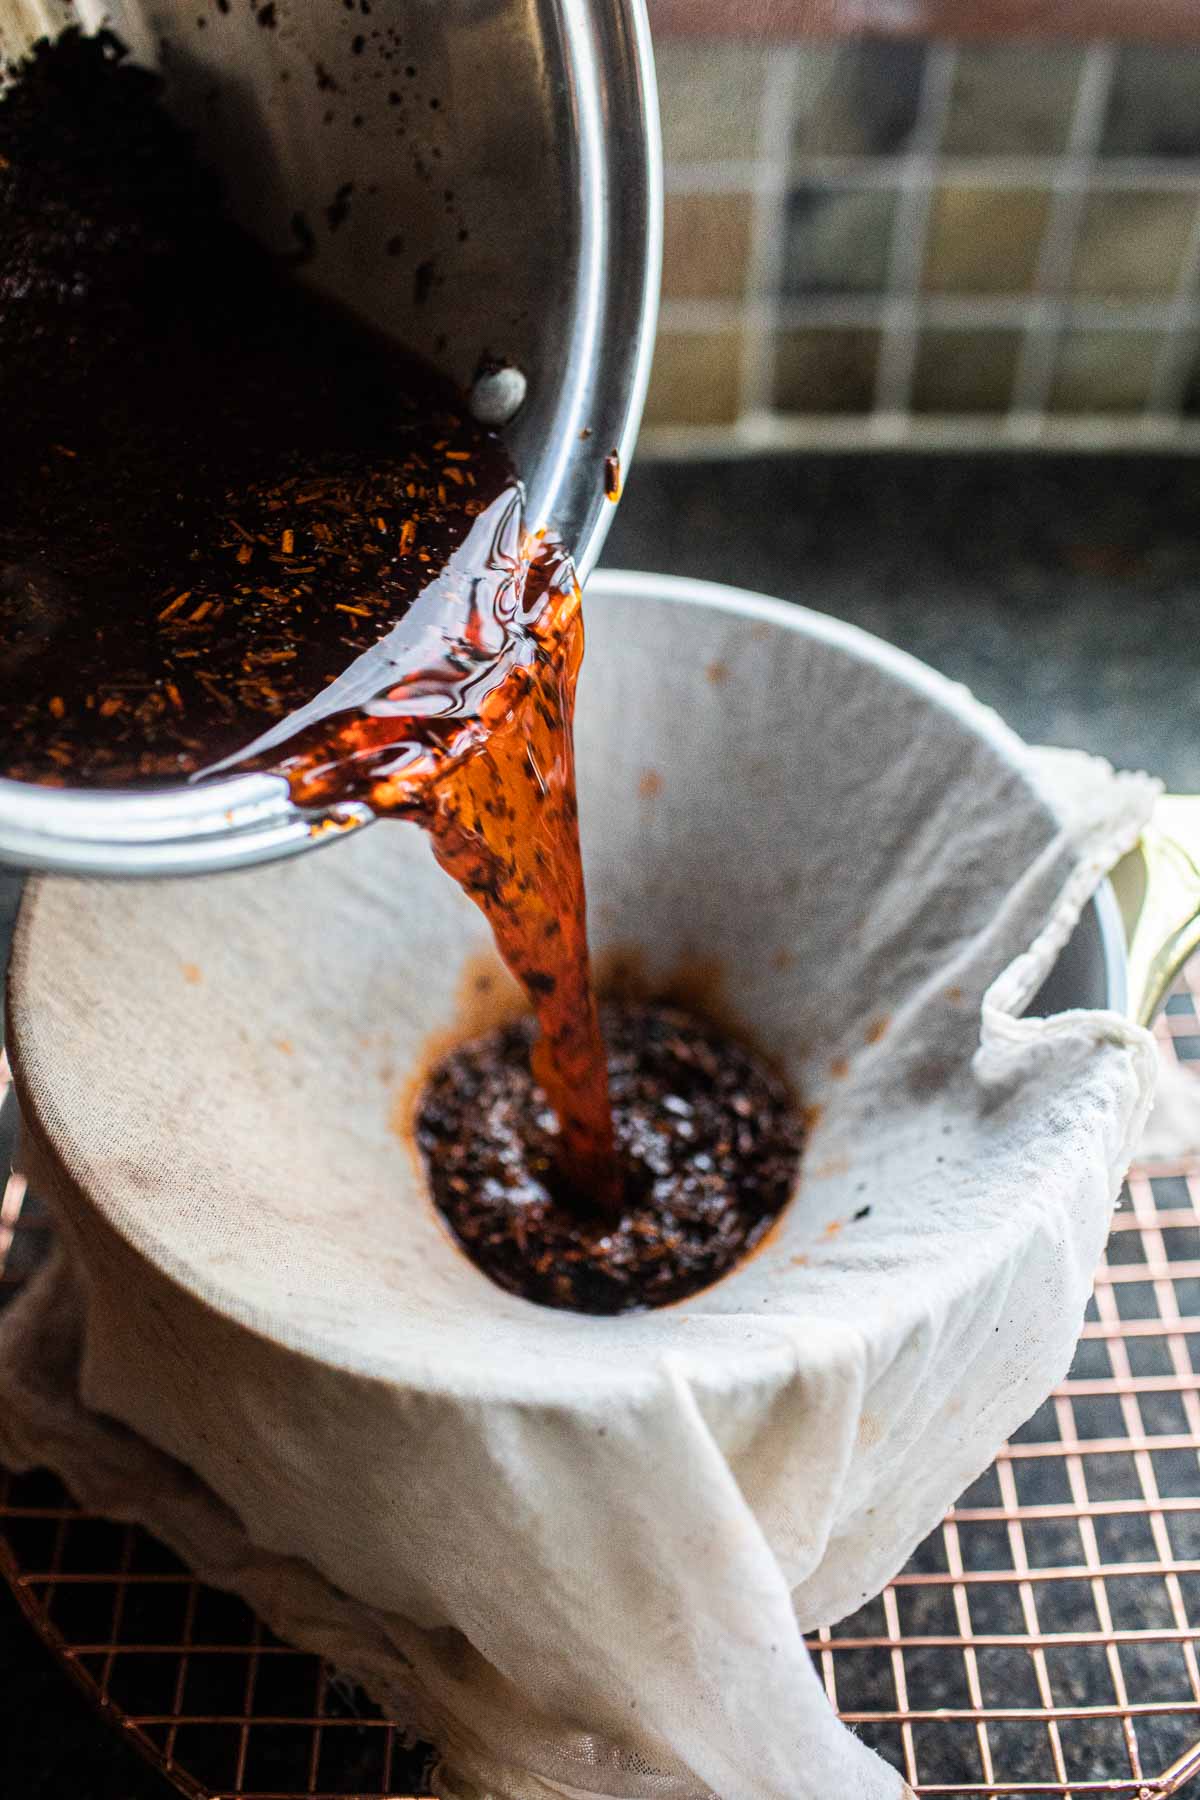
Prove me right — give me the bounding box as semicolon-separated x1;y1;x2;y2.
706;660;730;686
829;1055;850;1080
865;1016;889;1045
324;181;354;232
637;769;663;800
945;985;964;1003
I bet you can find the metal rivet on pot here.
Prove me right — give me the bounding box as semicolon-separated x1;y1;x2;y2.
469;363;528;426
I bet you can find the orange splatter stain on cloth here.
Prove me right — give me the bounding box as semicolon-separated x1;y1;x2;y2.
856;1414;882;1449
181;963;203;985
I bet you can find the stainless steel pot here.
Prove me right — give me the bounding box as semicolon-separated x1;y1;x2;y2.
0;0;661;875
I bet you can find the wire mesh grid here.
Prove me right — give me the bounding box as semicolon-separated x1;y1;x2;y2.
8;975;1200;1796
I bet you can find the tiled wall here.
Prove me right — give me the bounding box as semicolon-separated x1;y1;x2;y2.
646;41;1200;450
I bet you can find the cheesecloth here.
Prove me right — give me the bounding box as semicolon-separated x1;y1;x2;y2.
0;577;1160;1800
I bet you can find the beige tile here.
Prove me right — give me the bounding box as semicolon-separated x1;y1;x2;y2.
662;192;754;302
656;41;769;164
1071;192;1198;299
924;187;1050;294
912;329;1022;413
643;330;744;428
773;328;880;413
942;46;1084;156
1049;330;1160;413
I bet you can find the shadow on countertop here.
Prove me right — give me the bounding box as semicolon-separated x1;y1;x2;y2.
602;453;1200;792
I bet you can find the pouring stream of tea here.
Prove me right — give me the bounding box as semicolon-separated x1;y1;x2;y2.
244;495;621;1217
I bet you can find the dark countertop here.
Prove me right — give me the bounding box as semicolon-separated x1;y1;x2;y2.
3;452;1200;1799
604;453;1200;792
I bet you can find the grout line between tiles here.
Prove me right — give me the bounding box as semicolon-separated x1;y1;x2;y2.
736;47;800;420
669;153;1200;197
1010;42;1118;426
660;296;1200;336
637;412;1200;459
873;43;959;416
664;159;770;197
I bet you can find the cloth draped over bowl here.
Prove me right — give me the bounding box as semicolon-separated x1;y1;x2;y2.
0;584;1162;1800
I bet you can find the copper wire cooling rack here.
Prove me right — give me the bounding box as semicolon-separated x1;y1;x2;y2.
10;986;1200;1796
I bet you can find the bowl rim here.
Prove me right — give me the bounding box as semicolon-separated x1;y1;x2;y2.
588;569;1127;1019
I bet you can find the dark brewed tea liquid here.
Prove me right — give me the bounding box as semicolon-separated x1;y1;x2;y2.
1;32;802;1292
